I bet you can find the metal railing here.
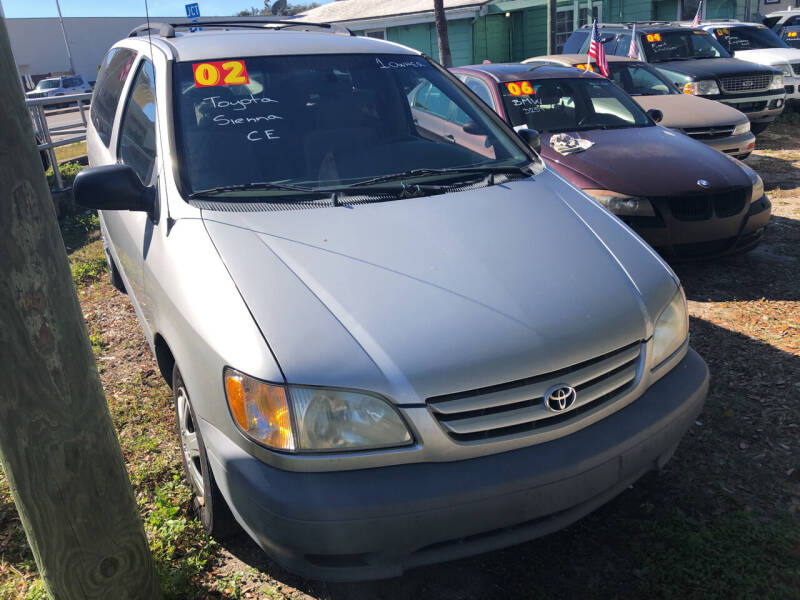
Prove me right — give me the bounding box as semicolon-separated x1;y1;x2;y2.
26;92;92;190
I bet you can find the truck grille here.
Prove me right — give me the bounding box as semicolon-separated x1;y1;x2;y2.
683;125;735;141
27;92;47;99
426;342;643;443
792;63;800;76
720;73;772;93
663;189;748;221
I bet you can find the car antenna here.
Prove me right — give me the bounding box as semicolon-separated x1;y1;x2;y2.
144;0;175;233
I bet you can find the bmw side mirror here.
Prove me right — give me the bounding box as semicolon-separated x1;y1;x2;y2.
73;164;157;220
646;109;663;123
516;127;541;153
462;121;482;135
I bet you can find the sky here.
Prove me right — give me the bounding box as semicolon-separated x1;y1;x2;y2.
1;0;333;19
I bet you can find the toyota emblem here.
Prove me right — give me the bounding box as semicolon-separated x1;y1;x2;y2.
697;179;711;188
544;384;577;412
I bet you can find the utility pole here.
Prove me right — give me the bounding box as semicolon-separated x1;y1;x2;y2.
54;0;75;73
0;16;160;600
433;0;453;67
547;0;557;54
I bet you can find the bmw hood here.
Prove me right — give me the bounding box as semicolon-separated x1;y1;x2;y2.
201;171;677;402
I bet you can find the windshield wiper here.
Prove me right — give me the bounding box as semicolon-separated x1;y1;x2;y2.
344;165;533;188
188;181;319;199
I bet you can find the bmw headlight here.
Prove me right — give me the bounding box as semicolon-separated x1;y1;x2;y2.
651;288;689;369
683;79;720;96
732;121;751;136
224;369;413;452
584;190;656;217
769;74;785;90
737;163;764;203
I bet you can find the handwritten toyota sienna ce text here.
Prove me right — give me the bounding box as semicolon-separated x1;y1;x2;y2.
74;19;709;581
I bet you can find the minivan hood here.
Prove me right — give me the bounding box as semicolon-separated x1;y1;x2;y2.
202;171;676;402
633;94;748;128
540;126;750;196
653;57;779;78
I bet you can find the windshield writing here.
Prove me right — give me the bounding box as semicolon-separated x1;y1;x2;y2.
714;26;789;50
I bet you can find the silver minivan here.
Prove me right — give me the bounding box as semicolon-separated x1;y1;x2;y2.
75;20;709;581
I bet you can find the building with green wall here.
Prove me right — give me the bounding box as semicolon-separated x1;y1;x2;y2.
301;0;751;65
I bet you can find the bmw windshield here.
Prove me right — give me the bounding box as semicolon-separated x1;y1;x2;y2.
172;54;533;199
500;77;654;133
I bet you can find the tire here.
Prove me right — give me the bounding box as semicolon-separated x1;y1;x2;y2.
173;365;238;538
106;251;126;294
750;122;770;136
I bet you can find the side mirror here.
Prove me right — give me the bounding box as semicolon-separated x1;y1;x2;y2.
73;164;157;218
462;121;482;135
516;127;541;153
646;109;663;123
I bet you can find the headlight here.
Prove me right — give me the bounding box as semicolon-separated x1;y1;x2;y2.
224;369;413;452
584;190;656;217
769;74;785;89
773;63;793;77
683;79;720;96
651;288;689;369
737;163;764;202
732;121;751;136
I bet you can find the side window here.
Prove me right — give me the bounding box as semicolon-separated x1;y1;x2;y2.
465;77;495;110
91;47;137;147
117;60;158;184
614;34;633;56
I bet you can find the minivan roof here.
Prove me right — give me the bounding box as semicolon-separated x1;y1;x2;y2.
125;26;419;62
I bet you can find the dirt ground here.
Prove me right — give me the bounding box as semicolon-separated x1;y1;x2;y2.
1;119;799;599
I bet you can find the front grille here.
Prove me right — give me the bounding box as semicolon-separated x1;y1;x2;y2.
426;342;642;443
720;73;772;93
683;125;735;141
792;63;800;76
661;188;748;222
27;92;47;99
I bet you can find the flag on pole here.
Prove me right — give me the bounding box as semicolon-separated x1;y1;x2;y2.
628;24;641;60
691;0;703;27
588;20;610;77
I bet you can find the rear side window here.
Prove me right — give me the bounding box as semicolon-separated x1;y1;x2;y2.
117;60;158;184
91;47;137;146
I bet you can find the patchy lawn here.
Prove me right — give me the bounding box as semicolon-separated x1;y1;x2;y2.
1;118;799;599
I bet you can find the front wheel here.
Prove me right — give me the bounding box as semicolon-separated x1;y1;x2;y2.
173;365;237;538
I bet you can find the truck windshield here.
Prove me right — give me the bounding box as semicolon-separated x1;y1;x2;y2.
713;26;789;50
784;28;800;49
641;30;731;62
172;54;531;197
500;77;653;133
36;79;60;90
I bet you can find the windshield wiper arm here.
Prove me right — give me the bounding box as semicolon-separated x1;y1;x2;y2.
188;181;318;199
345;165;533;188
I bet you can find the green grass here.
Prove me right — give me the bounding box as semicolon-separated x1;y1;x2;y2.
53;141;87;163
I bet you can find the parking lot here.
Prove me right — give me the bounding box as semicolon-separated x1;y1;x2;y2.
1;115;799;598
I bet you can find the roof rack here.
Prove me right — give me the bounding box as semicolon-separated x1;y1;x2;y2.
128;18;353;39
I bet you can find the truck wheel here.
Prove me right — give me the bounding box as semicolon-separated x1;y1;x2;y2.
106;251;126;294
173;365;238;538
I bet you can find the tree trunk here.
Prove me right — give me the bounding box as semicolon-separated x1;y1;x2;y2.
433;0;453;68
0;17;160;600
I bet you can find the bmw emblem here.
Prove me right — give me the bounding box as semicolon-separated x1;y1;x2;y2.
697;179;711;189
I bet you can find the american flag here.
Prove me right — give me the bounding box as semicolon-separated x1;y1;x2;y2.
628;23;641;60
691;0;703;27
588;20;609;77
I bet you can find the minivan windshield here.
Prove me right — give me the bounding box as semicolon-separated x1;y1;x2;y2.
172;54;531;197
36;79;60;90
711;25;789;50
640;30;731;62
500;77;654;133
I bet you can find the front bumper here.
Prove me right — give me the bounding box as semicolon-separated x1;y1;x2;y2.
622;194;771;260
698;131;756;158
202;348;708;581
716;90;786;123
